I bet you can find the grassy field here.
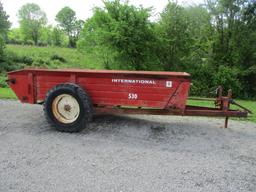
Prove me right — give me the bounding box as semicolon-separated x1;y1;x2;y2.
1;45;105;87
0;87;255;123
0;88;17;99
6;44;104;70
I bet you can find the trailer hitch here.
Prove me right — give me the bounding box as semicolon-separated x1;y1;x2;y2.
189;86;250;128
214;86;252;113
215;86;252;128
229;99;253;114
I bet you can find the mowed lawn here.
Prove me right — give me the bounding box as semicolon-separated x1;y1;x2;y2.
0;87;255;123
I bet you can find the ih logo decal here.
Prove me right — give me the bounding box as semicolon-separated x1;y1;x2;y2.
166;81;172;88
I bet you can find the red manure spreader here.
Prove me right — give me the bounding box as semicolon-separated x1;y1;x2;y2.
7;69;250;132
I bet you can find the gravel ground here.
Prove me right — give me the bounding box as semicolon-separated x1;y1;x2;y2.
0;99;256;192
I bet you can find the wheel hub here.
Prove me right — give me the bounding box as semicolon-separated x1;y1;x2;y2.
52;94;80;124
64;105;71;112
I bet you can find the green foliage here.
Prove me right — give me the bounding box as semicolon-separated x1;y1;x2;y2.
0;1;10;58
157;3;191;71
190;63;215;97
0;35;4;56
0;0;10;85
52;27;67;47
56;7;76;34
18;3;47;45
7;28;23;44
242;65;256;99
3;44;103;70
40;26;52;45
16;55;34;65
50;54;66;63
24;40;34;46
78;0;160;70
56;7;82;47
0;1;10;39
213;66;242;97
0;74;7;87
8;25;68;47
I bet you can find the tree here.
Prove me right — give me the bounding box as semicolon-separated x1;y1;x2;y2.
157;2;191;71
206;0;256;97
56;7;83;47
51;27;61;46
157;3;215;95
7;28;23;44
18;3;47;45
184;6;214;96
78;0;159;70
40;25;53;46
206;0;247;66
52;27;67;47
0;1;10;57
73;19;84;43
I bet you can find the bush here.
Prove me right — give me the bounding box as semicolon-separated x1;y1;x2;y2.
0;51;20;72
48;60;63;69
7;39;23;45
50;54;66;63
213;66;242;97
241;65;256;99
32;57;50;67
19;56;33;65
0;50;36;72
8;54;34;66
23;40;34;46
189;64;214;97
37;41;48;47
0;36;4;57
0;74;7;87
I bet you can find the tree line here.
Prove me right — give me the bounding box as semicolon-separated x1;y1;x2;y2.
0;0;256;98
7;3;83;48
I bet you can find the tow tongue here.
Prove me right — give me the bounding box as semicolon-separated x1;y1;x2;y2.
215;86;252;114
229;99;253;114
215;86;252;128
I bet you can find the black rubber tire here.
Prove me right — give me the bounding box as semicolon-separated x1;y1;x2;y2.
44;83;93;132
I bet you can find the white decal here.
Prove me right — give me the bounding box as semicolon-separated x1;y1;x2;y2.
166;81;172;88
112;79;156;85
128;93;138;100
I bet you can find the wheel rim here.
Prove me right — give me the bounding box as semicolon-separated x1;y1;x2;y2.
52;94;80;124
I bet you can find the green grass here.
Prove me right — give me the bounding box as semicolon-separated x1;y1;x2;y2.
188;98;256;123
6;44;104;69
0;87;255;123
0;88;17;99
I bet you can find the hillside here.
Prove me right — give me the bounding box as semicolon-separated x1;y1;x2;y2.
6;44;104;70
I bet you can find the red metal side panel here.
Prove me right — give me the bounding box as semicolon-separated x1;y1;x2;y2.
35;73;189;109
78;75;183;108
8;69;191;110
166;81;191;112
36;75;70;100
8;72;35;103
